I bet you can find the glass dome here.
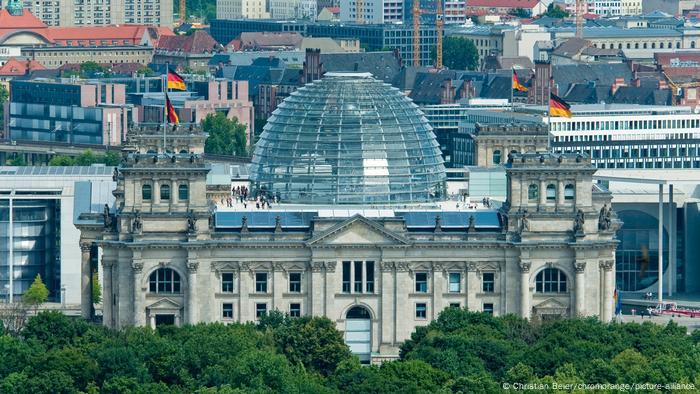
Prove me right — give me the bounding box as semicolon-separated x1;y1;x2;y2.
250;72;446;204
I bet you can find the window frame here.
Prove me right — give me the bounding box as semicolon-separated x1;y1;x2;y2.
255;303;267;318
148;268;181;294
415;272;428;293
255;272;268;293
288;272;302;293
222;303;233;319
415;302;427;319
142;184;152;200
535;268;568;293
483;303;494;315
448;272;461;293
289;303;301;317
160;183;171;201
178;183;189;201
221;272;234;293
528;184;538;201
482;272;495;293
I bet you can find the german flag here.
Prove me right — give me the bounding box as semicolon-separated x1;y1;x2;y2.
549;93;572;118
167;69;186;91
165;93;179;124
512;71;528;92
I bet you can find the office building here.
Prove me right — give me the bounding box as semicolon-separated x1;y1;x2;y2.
209;19;438;66
339;0;402;24
216;0;270;20
0;166;114;304
7;80;134;146
14;0;174;27
75;74;618;363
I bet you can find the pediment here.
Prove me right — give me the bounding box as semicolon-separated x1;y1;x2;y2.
146;297;182;310
308;215;410;246
533;297;568;310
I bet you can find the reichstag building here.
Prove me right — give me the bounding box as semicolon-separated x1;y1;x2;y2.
77;73;620;362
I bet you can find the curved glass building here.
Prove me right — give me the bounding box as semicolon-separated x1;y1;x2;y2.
250;72;447;204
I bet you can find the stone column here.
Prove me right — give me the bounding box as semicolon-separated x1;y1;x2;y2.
519;260;531;319
238;263;250;322
380;261;395;346
432;263;445;318
466;263;479;311
186;260;199;324
394;262;410;343
574;261;586;316
599;260;614;322
102;256;114;328
80;242;92;320
520;175;528;207
272;263;285;312
539;179;547;208
132;260;145;326
556;179;565;210
324;262;337;318
310;261;325;316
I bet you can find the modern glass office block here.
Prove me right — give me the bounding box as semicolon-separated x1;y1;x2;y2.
250;72;447;204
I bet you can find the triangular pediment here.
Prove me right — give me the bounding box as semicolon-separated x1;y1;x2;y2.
533;297;567;310
308;214;410;246
146;297;182;310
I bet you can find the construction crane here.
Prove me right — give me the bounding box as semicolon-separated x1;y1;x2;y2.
357;0;364;24
435;0;443;69
180;0;186;24
413;0;420;66
575;0;584;39
663;71;700;106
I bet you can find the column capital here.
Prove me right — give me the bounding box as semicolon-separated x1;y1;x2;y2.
394;262;410;272
132;261;144;273
310;261;325;272
324;261;337;273
272;262;285;272
466;262;478;272
101;257;115;269
518;260;532;273
599;260;614;272
573;261;587;274
380;261;395;272
80;242;92;253
186;261;199;274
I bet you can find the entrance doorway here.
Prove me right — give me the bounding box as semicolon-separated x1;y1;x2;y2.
155;314;175;327
345;306;371;364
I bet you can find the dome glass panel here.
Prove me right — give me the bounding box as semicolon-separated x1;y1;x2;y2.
250;73;447;204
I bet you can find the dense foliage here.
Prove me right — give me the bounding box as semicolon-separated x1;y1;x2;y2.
543;4;570;18
48;150;121;167
1;309;699;393
202;112;248;156
0;84;7;121
435;36;480;71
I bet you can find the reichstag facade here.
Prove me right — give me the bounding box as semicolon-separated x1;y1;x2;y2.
76;74;620;362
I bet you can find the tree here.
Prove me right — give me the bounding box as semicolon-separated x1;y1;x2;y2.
23;274;49;310
544;3;569;18
8;156;26;166
48;156;75;166
0;84;7;121
202;113;248;156
436;36;480;71
508;8;530;18
80;61;107;77
92;271;102;305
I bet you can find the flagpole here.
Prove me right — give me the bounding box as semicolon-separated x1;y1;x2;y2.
511;69;515;113
163;62;169;150
547;77;552;152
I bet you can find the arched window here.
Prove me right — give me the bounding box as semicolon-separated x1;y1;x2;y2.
660;42;664;49
546;184;556;200
635;43;639;49
492;150;502;165
601;43;605;49
178;184;189;201
528;184;538;201
618;43;622;49
692;41;696;49
535;268;567;293
626;43;630;49
149;268;181;293
142;184;152;200
160;184;170;200
643;43;647;49
564;184;575;200
651;42;655;49
676;42;681;49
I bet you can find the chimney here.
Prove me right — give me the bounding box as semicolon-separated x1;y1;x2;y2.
302;48;322;85
611;77;626;94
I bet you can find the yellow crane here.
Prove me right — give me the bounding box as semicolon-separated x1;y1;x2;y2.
436;0;443;69
413;0;420;66
663;72;700;106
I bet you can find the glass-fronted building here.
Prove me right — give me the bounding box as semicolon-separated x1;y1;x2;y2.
250;72;447;204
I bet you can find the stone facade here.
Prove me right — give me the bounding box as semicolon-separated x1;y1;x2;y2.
76;126;620;361
469;123;550;167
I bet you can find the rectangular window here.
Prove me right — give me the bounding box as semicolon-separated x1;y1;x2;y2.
342;261;351;293
482;272;495;293
221;272;234;293
255;272;268;293
415;272;428;293
448;272;461;293
289;272;301;293
415;303;427;319
449;303;460;308
289;303;301;317
365;261;375;292
483;303;494;315
354;261;363;293
255;303;267;318
222;303;233;319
